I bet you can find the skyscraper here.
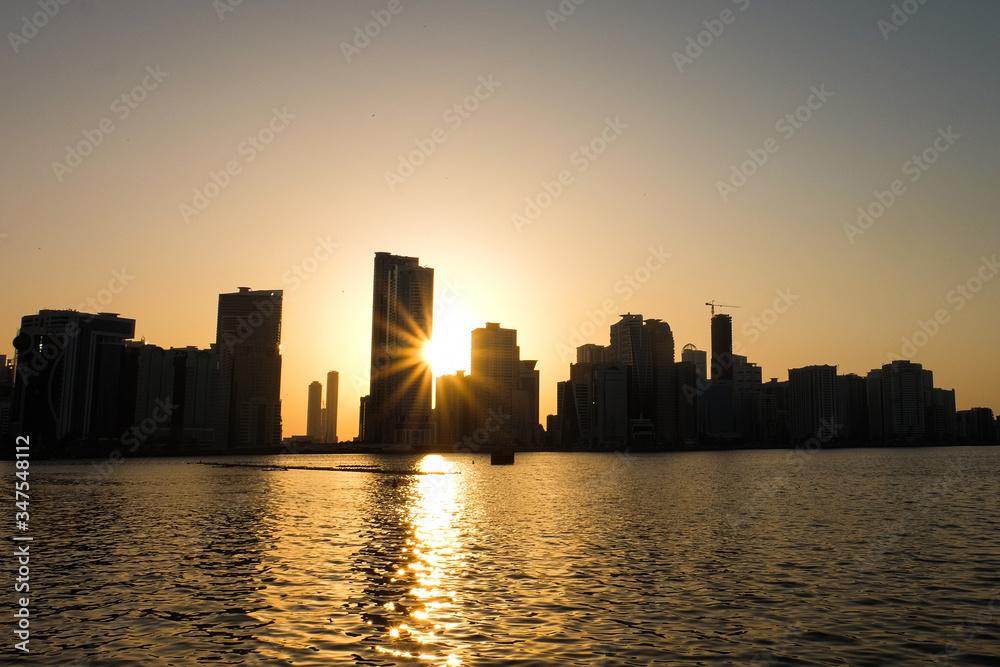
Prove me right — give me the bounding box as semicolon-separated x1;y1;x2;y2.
325;370;339;444
307;380;322;439
710;313;733;381
788;364;838;442
607;314;676;447
10;310;135;453
471;322;519;446
366;252;434;446
216;287;282;448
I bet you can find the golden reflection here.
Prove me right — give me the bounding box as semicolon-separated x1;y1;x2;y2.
374;455;463;665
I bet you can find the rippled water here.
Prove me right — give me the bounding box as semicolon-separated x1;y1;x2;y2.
3;447;999;665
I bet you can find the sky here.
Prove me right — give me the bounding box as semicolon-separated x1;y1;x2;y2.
2;0;999;440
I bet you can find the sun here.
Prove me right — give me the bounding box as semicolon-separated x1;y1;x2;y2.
422;307;475;379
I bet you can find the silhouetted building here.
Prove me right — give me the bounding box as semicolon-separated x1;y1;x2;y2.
366;252;434;446
307;381;322;439
216;287;282;448
734;356;763;441
761;378;790;444
592;362;628;447
122;342;220;448
867;360;925;442
325;370;339;444
0;355;13;438
924;387;957;441
957;407;996;442
607;314;677;447
837;373;869;443
577;343;606;364
789;365;838;443
10;310;135;453
710;314;733;381
471;323;538;446
435;370;476;448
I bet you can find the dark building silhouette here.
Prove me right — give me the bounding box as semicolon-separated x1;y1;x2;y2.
435;370;477;448
957;407;996;442
365;252;434;446
867;360;925;442
325;370;339;444
10;310;135;453
837;373;869;443
470;322;540;447
307;380;322;440
216;287;282;448
122;341;219;448
0;355;13;439
788;365;838;443
710;314;734;381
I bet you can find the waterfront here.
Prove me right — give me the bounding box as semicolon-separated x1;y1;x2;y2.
3;447;999;665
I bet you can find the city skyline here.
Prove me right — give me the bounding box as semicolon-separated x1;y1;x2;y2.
5;251;998;450
2;2;999;440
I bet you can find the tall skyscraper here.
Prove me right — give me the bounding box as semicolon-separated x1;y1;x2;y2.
325;370;339;444
471;322;519;446
307;380;322;439
867;360;926;441
366;252;434;446
607;314;676;446
788;365;838;442
710;313;733;381
216;287;282;448
10;310;135;453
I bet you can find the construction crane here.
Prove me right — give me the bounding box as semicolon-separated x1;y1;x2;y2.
705;301;740;317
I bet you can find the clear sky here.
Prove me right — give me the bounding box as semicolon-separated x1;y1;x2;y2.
2;1;999;440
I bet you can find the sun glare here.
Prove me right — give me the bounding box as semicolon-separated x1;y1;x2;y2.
422;308;475;378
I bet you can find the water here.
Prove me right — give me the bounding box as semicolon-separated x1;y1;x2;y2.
3;447;999;665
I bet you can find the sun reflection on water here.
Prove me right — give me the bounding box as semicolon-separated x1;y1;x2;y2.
374;455;463;666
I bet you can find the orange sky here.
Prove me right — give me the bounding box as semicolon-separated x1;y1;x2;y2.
2;2;998;439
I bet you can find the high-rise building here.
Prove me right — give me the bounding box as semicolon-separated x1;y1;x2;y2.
577;344;606;364
10;310;135;453
867;360;925;441
216;287;282;448
307;381;322;439
471;323;519;446
837;373;869;443
366;252;434;446
435;370;476;447
681;344;707;385
325;370;339;444
607;314;676;446
788;365;838;442
710;314;733;381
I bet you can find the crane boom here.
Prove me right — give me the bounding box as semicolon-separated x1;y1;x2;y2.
705;301;741;316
